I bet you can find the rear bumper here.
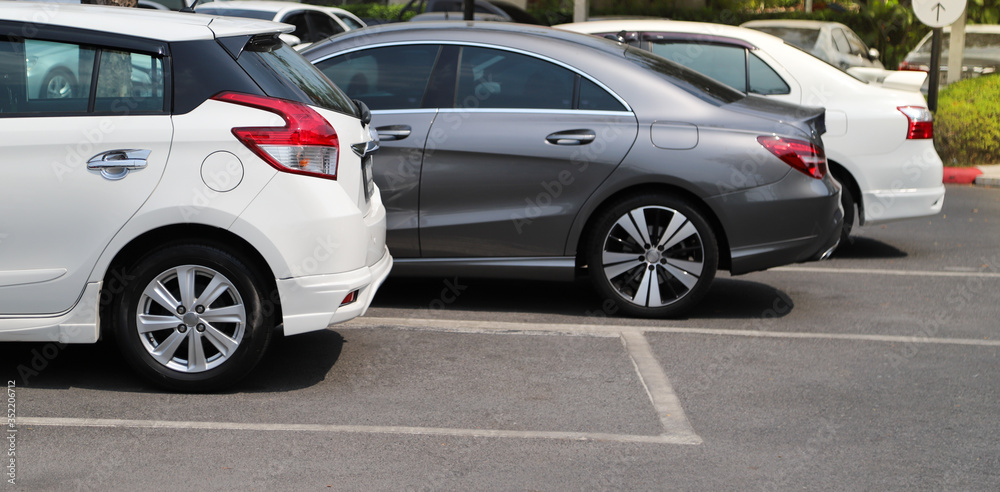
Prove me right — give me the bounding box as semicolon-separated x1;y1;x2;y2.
862;185;945;225
277;246;393;336
710;172;843;275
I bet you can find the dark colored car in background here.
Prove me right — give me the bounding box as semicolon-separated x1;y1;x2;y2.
301;23;842;318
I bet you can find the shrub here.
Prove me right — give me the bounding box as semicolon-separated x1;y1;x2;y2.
934;75;1000;166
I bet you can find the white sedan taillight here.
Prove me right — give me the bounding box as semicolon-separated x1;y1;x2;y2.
897;106;934;140
757;136;828;179
213;92;340;180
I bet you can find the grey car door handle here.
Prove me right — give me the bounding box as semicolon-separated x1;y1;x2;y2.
87;149;151;180
546;130;596;145
376;125;412;141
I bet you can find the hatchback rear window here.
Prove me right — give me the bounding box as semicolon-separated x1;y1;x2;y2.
235;35;357;117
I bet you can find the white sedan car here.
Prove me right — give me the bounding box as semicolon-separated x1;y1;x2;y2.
0;4;391;391
741;19;884;71
559;20;945;242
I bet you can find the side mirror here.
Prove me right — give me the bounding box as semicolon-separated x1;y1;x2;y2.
278;33;302;47
354;98;372;126
868;48;880;61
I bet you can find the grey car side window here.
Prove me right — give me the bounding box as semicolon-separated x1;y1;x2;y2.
456;46;575;109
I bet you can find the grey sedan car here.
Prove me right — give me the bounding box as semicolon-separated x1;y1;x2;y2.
301;22;842;317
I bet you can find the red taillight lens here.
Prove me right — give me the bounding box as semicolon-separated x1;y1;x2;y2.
340;290;358;306
212;92;339;180
898;106;933;139
756;136;828;179
898;61;928;72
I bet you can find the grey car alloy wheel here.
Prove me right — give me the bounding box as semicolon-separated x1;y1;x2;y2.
588;195;718;318
42;69;75;99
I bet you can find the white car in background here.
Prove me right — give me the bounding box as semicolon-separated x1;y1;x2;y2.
195;1;358;47
559;20;944;243
741;19;884;71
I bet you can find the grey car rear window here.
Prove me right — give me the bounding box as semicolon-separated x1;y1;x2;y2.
237;35;357;116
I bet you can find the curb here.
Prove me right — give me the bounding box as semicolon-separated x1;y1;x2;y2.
943;167;984;184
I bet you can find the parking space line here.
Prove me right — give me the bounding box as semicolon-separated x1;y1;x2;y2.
17;417;698;445
620;330;702;444
774;266;1000;278
346;317;1000;347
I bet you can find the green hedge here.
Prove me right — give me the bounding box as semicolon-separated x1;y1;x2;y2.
934;75;1000;166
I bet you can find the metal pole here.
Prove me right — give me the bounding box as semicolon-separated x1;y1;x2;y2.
463;0;473;21
928;27;942;112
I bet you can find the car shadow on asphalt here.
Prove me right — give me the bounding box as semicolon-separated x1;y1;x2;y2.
0;329;345;394
371;275;794;321
832;235;908;259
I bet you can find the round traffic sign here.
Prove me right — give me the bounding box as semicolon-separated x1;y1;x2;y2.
913;0;967;28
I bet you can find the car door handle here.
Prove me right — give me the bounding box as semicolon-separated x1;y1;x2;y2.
376;125;412;141
545;130;596;145
87;149;151;180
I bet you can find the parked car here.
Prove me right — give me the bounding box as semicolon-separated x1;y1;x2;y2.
195;1;353;47
0;3;391;391
559;20;944;243
301;22;841;318
741;19;884;71
397;0;545;24
899;24;1000;86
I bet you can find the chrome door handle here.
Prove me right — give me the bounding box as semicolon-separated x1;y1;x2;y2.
545;130;596;145
376;125;412;141
88;149;150;180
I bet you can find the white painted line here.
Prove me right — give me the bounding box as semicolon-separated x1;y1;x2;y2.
620;330;702;444
773;266;1000;278
17;417;698;445
345;317;1000;347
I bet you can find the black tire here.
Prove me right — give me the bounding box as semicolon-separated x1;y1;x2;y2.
110;242;274;392
585;193;718;318
836;171;857;246
40;68;76;99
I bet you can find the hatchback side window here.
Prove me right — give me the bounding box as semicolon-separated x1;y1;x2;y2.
456;46;575;109
94;50;165;112
315;45;440;110
16;39;96;113
1;37;164;116
649;42;747;92
747;52;790;95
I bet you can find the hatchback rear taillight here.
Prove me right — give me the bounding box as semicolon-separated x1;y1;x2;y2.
213;92;339;180
757;136;827;179
897;106;933;139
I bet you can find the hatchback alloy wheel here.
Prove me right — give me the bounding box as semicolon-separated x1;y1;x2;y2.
112;243;273;392
137;265;247;373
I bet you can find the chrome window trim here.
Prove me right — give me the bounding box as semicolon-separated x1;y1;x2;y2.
311;40;633;113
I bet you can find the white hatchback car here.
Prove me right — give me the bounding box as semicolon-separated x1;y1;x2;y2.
0;3;391;391
195;1;359;47
559;20;945;242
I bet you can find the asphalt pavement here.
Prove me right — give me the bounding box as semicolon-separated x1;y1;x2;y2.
2;184;998;491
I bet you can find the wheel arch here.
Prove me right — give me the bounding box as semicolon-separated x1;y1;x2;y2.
571;183;732;273
828;159;863;225
98;224;280;337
